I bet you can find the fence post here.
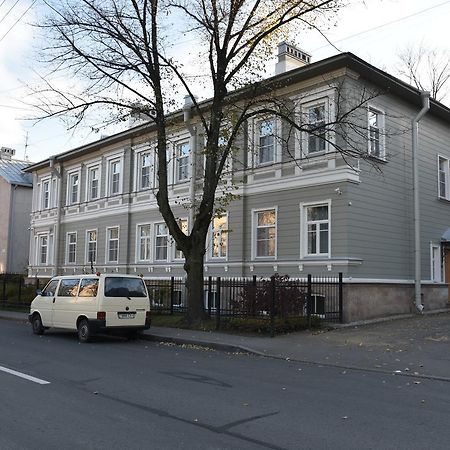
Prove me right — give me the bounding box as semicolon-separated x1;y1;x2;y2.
215;277;221;330
251;275;257;316
208;276;212;317
170;277;174;315
270;275;276;338
2;274;6;304
307;274;312;328
338;272;343;323
18;275;22;305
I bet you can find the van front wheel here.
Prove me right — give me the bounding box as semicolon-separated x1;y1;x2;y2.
32;314;44;335
77;319;91;343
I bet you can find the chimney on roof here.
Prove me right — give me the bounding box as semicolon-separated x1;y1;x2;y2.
275;42;311;75
0;147;15;161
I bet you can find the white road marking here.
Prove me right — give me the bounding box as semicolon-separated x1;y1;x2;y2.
0;365;50;385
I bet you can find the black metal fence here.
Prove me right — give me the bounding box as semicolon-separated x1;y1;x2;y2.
146;273;343;325
0;274;43;309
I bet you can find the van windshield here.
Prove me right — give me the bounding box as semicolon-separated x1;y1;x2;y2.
104;277;147;298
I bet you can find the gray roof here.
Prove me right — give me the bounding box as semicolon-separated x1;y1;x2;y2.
0;159;33;187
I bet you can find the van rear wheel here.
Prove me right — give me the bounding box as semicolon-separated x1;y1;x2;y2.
32;314;44;335
77;319;91;343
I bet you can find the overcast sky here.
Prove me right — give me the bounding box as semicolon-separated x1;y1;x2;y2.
0;0;449;163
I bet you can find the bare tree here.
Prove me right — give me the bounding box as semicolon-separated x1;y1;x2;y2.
32;0;383;324
397;43;450;103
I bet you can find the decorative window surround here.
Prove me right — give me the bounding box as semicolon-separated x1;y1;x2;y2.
136;223;152;262
210;213;228;260
154;223;169;261
252;207;277;259
105;153;124;197
367;105;386;160
248;116;281;169
300;200;331;258
85;229;98;264
106;226;120;263
66;232;77;265
66;169;81;205
85;160;102;202
438;155;450;200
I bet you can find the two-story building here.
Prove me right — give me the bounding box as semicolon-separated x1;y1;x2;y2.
24;46;450;322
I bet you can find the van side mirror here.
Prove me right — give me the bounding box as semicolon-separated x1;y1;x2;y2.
36;289;42;296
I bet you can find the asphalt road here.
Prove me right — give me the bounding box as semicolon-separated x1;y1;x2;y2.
1;320;450;450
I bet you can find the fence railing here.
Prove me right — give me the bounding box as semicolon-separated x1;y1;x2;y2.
146;273;343;326
0;274;44;309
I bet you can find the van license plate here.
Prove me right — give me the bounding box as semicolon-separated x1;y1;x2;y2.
118;312;135;319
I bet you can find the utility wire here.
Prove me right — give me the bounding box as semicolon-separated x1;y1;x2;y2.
0;0;37;44
0;0;8;10
0;0;21;26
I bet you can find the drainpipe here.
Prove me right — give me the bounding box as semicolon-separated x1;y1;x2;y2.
412;91;430;313
183;95;197;230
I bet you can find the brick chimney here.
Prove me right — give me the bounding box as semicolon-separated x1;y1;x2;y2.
0;147;15;161
275;42;311;75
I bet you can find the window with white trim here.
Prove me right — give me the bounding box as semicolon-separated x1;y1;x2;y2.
138;224;152;261
304;204;329;256
51;179;57;208
66;232;77;264
175;219;188;260
254;209;276;258
368;107;385;159
42;180;50;209
87;166;100;200
258;119;275;165
68;172;80;205
39;235;48;265
107;227;119;263
154;223;168;261
140;152;152;189
431;244;442;282
86;230;97;264
108;159;121;195
211;214;228;259
176;142;190;182
306;103;326;154
438;156;450;200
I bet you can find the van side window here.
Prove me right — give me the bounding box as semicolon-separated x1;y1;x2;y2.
79;278;99;297
58;279;80;297
41;280;59;297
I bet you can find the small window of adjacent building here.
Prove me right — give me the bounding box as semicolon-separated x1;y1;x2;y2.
86;230;97;264
155;223;168;261
176;142;190;182
438;156;450;200
254;209;276;258
88;166;100;200
258;120;275;165
68;172;80;205
42;180;50;209
211;214;228;259
306;103;326;154
368;107;385;159
107;227;119;263
174;219;188;260
66;232;77;264
304;204;330;256
138;224;152;261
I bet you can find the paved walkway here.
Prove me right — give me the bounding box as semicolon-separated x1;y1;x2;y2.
3;310;450;381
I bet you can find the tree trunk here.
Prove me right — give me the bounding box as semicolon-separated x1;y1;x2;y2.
184;249;209;325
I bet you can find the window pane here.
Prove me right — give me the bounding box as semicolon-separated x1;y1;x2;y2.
307;206;328;221
104;277;147;297
79;278;99;297
57;279;79;297
257;210;275;226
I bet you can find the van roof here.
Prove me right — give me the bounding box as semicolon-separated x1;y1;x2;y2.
49;274;145;280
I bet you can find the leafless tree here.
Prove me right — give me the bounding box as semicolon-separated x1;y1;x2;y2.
32;0;385;324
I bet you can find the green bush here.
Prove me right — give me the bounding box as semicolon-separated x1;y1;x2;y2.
220;316;321;334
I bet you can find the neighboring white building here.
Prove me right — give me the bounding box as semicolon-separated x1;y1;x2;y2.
0;147;33;273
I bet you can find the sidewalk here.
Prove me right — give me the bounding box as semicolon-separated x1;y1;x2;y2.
2;309;450;381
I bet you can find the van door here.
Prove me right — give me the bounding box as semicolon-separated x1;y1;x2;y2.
37;279;59;327
76;277;99;323
103;276;149;327
53;278;80;329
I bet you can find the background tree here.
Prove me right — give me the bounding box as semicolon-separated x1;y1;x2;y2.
396;43;450;104
33;0;380;325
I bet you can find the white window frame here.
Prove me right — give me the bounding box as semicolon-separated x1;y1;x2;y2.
51;178;58;208
300;200;331;258
35;232;53;266
139;151;153;190
210;213;228;260
85;162;101;202
304;100;328;155
174;218;188;260
66;169;81;205
367;105;386;160
154;222;169;262
42;179;50;210
136;223;152;262
251;207;277;260
66;232;77;265
430;243;442;282
106;226;120;263
85;229;98;264
38;234;48;265
438;155;450;200
176;141;190;183
257;118;276;166
106;154;124;197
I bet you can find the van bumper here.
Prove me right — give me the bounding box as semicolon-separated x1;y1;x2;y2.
87;319;151;333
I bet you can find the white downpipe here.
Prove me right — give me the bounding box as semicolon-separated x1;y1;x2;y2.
412;91;430;313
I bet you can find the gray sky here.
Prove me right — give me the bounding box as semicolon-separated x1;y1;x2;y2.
0;0;449;163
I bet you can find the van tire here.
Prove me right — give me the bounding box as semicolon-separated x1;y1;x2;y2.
32;314;44;335
77;319;91;343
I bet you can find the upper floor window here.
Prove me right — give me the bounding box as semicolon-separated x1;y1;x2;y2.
108;159;122;195
368;107;385;159
303;203;330;256
438;156;450;200
88;166;100;200
176;142;190;182
258;120;275;165
174;219;188;260
211;214;228;259
306;103;326;154
254;209;276;258
107;227;119;263
42;180;50;209
155;223;168;261
68;172;80;205
86;230;97;264
66;232;77;264
140;153;152;189
137;224;152;261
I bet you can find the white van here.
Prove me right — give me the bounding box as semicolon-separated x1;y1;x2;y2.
29;274;151;342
